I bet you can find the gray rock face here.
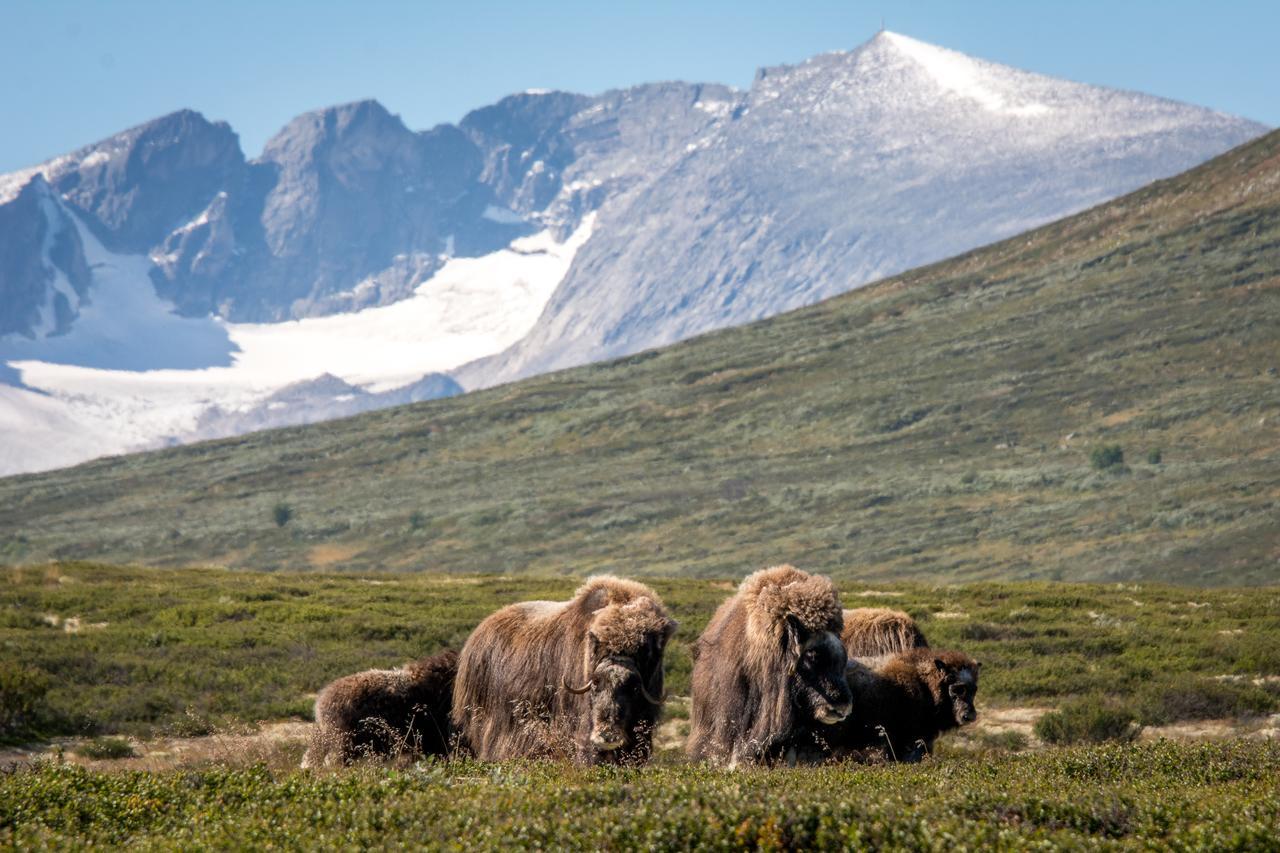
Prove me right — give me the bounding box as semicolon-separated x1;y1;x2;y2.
52;109;248;253
0;176;90;338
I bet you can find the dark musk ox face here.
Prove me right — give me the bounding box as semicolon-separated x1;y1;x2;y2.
566;630;672;758
786;616;853;725
937;658;981;726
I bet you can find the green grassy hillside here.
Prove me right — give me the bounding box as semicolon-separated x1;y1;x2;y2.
2;133;1278;583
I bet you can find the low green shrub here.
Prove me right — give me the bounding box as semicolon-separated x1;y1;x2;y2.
975;730;1030;752
1035;694;1139;744
1137;679;1277;725
75;737;137;760
2;742;1278;848
1090;444;1125;471
0;662;54;744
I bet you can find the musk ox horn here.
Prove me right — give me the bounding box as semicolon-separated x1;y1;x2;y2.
637;679;666;706
563;676;595;694
612;656;665;706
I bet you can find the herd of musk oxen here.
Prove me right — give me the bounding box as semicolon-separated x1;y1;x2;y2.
302;566;981;768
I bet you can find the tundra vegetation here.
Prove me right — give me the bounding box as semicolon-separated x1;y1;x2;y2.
3;742;1278;848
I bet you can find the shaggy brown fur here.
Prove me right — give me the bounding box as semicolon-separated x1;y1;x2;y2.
813;647;980;763
841;608;929;658
451;575;676;765
687;565;853;766
302;649;459;768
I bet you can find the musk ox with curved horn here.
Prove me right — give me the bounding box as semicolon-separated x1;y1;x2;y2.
687;565;853;766
841;607;929;658
302;649;459;768
451;575;676;765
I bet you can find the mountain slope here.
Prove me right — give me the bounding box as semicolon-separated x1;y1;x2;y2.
457;32;1268;387
2;129;1277;585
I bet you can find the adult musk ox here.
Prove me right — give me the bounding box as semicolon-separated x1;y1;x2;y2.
451;576;676;765
817;647;980;763
841;607;928;658
302;649;459;768
687;565;853;766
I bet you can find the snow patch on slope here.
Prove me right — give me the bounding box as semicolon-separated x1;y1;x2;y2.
882;32;1051;117
0;213;595;475
221;213;593;391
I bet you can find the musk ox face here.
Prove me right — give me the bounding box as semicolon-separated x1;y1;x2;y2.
787;616;853;725
567;630;670;757
937;658;980;725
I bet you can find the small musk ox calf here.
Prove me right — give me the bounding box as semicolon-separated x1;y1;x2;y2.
841;607;928;658
687;565;853;766
302;649;459;768
815;647;980;763
451;575;676;765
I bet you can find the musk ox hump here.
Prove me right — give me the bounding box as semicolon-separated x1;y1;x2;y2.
591;596;677;657
740;564;843;644
842;607;929;658
573;574;665;613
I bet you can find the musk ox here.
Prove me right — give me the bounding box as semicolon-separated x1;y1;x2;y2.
301;649;459;768
816;647;980;763
841;607;929;658
687;565;853;767
451;575;676;765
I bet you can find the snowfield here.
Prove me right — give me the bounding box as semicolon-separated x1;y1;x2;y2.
0;211;594;475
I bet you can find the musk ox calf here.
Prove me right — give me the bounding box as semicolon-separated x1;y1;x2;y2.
302;649;459;768
451;575;676;765
841;607;928;658
816;647;980;763
687;565;853;767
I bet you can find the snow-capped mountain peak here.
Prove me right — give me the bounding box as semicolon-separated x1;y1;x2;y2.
872;31;1052;117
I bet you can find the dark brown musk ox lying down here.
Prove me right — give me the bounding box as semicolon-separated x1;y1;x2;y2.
811;646;981;763
687;565;854;767
302;649;459;768
451;576;677;765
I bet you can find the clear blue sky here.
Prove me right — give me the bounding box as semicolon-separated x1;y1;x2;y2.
1;0;1275;173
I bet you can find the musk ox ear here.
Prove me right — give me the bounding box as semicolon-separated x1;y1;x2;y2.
661;619;678;645
587;631;601;660
934;657;948;673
